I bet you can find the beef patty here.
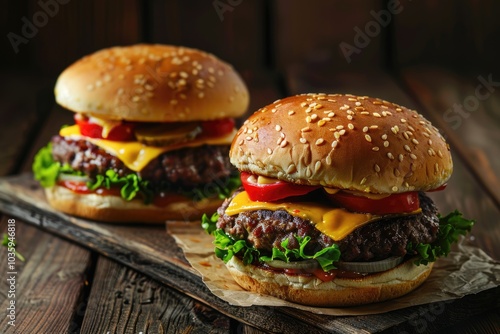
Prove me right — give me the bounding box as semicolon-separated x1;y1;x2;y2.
216;189;440;262
51;136;234;189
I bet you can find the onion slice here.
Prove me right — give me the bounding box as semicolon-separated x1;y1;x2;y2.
264;259;319;270
336;256;403;273
58;174;91;183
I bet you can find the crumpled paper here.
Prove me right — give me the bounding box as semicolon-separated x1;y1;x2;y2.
167;221;500;316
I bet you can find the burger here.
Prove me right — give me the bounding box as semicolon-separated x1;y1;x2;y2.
203;93;473;307
32;44;249;223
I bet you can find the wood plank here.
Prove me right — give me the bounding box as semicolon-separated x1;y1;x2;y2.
81;256;231;333
0;174;332;334
400;67;500;208
0;73;53;175
273;0;385;70
393;1;500;75
148;0;268;70
0;218;92;333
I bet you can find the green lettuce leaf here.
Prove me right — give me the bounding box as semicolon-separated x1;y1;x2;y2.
409;210;474;265
33;144;240;204
203;212;341;272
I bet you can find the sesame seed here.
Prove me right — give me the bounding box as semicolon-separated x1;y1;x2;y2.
392;186;398;192
360;111;370;115
403;132;410;140
326;155;332;165
391;126;399;134
372;146;380;151
370;125;379;129
408;125;415;132
280;140;288;148
305;107;312;113
381;134;388;140
412;138;419;145
306;167;312;178
267;148;272;154
315;161;322;172
271;108;277;113
328;112;335;117
384;141;389;147
347;115;353;120
339;129;346;135
396;108;402;112
277;137;282;145
373;112;382;117
355;101;362;106
238;139;244;145
360;177;367;185
428;139;433;145
132;96;140;102
398;154;404;162
435;163;439;172
334;132;340;139
355;106;365;111
363;126;369;133
275;125;282;131
315;138;325;146
438;150;443;158
404;145;411;152
306;116;312;123
387;152;395;159
374;164;381;172
299;137;307;144
246;136;252;141
311;114;318;121
428;149;435;156
365;134;372;142
410;153;417;160
301;127;311;132
280;132;285;138
332;140;338;148
318;120;326;127
288;110;295;115
336;125;344;130
322;117;331;121
394;168;401;177
372;100;382;105
401;118;407;123
348;123;354;130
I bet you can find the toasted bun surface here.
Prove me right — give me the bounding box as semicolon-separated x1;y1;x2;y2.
230;93;452;194
55;44;249;122
227;256;433;307
45;186;223;223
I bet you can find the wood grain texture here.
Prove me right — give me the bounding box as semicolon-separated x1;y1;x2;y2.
148;0;268;70
0;218;92;334
81;256;229;334
400;67;500;208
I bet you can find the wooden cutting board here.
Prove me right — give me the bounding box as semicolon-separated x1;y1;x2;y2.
1;173;499;333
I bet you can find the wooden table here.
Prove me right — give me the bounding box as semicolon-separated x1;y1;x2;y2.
0;67;499;334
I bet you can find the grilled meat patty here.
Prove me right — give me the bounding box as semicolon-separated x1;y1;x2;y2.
51;135;233;189
216;189;440;262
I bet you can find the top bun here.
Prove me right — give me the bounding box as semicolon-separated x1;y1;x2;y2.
230;93;453;194
55;44;249;122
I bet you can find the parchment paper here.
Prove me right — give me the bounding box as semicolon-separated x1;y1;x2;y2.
167;221;500;316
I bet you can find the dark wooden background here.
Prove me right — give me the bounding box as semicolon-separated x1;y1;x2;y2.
1;1;499;333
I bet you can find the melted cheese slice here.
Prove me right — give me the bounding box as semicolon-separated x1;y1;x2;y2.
60;125;235;172
225;191;421;241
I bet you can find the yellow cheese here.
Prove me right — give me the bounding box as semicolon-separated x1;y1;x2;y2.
60;125;235;172
225;191;420;241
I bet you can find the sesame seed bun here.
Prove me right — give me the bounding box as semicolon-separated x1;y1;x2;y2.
54;44;249;122
226;256;433;307
230;93;453;194
45;185;223;223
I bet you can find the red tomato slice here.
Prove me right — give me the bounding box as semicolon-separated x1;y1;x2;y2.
74;114;136;141
240;172;320;202
58;180;122;197
201;118;235;138
312;268;337;282
327;191;420;215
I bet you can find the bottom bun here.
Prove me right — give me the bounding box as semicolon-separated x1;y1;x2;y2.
226;256;433;307
45;185;223;223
